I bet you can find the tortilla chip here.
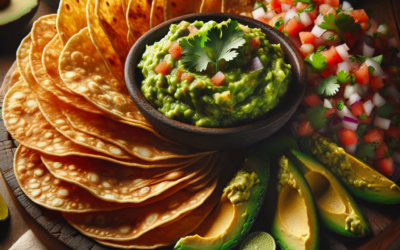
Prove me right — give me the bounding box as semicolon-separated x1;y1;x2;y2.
87;0;125;84
200;0;222;13
16;34;32;83
57;0;88;45
126;0;152;43
150;0;164;28
164;0;202;21
62;173;218;241
222;0;256;15
59;27;149;126
0;62;21;98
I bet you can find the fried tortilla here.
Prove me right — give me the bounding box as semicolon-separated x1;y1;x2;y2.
164;0;202;21
200;0;222;13
150;0;164;28
57;0;88;45
126;0;152;43
222;0;256;15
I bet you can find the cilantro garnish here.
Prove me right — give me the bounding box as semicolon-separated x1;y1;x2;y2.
392;114;400;127
337;70;351;84
305;52;328;73
387;137;398;156
348;55;356;63
180;20;245;72
359;113;368;119
356;143;376;162
274;18;284;29
254;2;267;11
350;74;357;84
368;66;376;74
317;46;326;52
305;104;328;130
299;4;315;13
325;36;335;41
316;75;340;96
282;30;289;37
336;100;345;110
294;0;313;3
319;13;361;42
374;101;395;118
356;54;383;65
356;124;370;138
373;32;380;39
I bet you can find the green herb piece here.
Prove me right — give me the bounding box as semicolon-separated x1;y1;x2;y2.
383;149;391;159
336;100;345;110
351;74;357;84
337;70;351;84
356;124;370;138
392;114;400;128
325;36;335;41
356;54;383;65
359;113;368;119
387;137;398;156
356;143;376;162
295;0;313;3
254;2;267;11
368;66;376;74
305;104;328;130
180;34;211;72
274;18;284;29
282;30;289;37
316;74;340;96
319;13;361;42
348;55;356;63
299;4;316;13
317;46;326;52
390;47;400;54
373;32;380;39
374;101;395;118
342;7;353;12
305;52;328;73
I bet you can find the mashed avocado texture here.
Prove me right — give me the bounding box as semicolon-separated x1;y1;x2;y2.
223;169;260;204
138;19;292;127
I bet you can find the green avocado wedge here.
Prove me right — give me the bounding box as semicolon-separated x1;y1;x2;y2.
287;149;370;237
256;133;300;164
175;150;269;250
301;134;400;204
271;156;319;250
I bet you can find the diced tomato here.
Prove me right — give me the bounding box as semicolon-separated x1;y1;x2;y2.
155;61;170;75
351;101;365;117
297;120;314;136
283;18;302;36
176;69;184;81
279;0;294;5
346;9;369;23
296;2;309;10
375;142;389;160
324;0;339;7
358;111;374;125
250;37;261;49
271;0;281;10
364;128;384;146
321;46;343;66
369;76;384;92
169;42;182;60
376;157;395;176
360;22;370;32
210;71;225;86
354;63;370;85
386;125;400;140
345;32;360;50
325;107;335;118
303;94;323;107
320;6;337;19
320;69;332;78
181;73;194;82
308;8;318;20
299;32;316;44
337;128;358;146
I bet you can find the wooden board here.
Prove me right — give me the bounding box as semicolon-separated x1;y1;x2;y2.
1;0;400;249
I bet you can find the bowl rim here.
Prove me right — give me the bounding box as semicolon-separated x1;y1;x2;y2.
125;12;307;136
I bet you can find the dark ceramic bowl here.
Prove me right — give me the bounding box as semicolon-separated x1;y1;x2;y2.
125;13;307;150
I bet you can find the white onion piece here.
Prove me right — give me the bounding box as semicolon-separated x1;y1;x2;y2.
311;25;327;37
388;85;400;102
337;106;356;119
337;60;351;73
324;99;333;109
374;116;391;130
365;58;384;77
343;116;359;131
281;3;291;12
265;11;275;20
319;4;332;13
344;85;357;99
336;45;350;61
252;7;266;19
388;37;398;48
373;92;386;107
345;144;358;154
393;151;400;166
251;57;264;71
300;12;313;27
362;43;375;57
365;30;374;37
342;1;352;10
300;44;315;55
363;100;374;116
284;9;299;24
314;14;324;26
349;93;362;106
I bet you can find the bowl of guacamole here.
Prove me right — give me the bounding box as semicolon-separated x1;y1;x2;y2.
125;13;307;150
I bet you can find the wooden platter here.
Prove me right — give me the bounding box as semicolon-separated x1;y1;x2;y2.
1;0;400;249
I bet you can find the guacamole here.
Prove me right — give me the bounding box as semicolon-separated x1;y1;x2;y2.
138;19;292;127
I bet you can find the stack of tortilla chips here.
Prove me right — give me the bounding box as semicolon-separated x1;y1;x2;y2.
2;0;257;248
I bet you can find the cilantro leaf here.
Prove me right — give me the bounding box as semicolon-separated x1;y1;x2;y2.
387;137;398;156
306;104;328;130
316;75;340;96
348;55;356;63
356;124;370;138
180;34;212;72
274;18;284;29
337;70;351;84
254;2;267;11
319;13;361;42
305;52;328;73
299;4;315;13
317;46;326;52
392;114;400;127
295;0;313;3
205;20;245;72
356;54;383;65
368;66;376;74
356;143;376;162
374;101;395;118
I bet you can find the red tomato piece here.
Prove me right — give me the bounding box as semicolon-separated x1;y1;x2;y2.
296;2;309;10
360;22;370;32
376;157;395;177
321;46;343;66
181;73;194;82
345;32;360;50
299;32;316;44
279;0;294;5
364;128;384;146
211;71;225;86
351;101;365;117
320;5;337;19
303;94;323;107
354;63;369;85
169;42;182;60
325;107;335;118
386;125;400;140
271;0;281;10
308;8;318;20
283;18;302;36
369;76;384;92
358;110;374;125
375;142;389;160
155;61;170;75
176;69;184;81
337;128;358;146
320;69;332;78
250;37;261;49
297;120;314;136
346;9;369;23
324;0;339;7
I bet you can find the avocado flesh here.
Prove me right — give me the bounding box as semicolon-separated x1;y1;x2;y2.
0;0;38;25
302;134;400;204
288;149;370;237
271;157;319;250
175;151;269;250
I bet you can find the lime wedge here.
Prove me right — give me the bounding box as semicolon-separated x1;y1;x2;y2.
240;231;276;250
0;192;9;221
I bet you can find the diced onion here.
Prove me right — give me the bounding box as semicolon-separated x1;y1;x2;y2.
252;7;266;20
319;4;332;13
374;116;391;130
344;85;357;99
281;3;291;12
363;100;374;116
362;43;375;57
311;25;327;37
324;99;333;109
265;11;275;20
314;14;324;26
343;116;359;131
373;92;386;107
393;152;400;166
291;7;298;12
251;57;264;71
284;10;299;24
300;12;313;27
349;93;361;107
377;24;389;35
344;144;358;154
365;58;384;77
336;44;350;61
342;1;352;10
300;44;315;55
337;60;351;73
337;106;355;119
388;85;400;103
365;30;374;37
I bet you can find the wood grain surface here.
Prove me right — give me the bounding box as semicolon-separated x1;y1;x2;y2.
0;0;400;250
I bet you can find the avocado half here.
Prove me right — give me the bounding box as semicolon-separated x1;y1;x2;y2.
0;0;39;38
301;134;400;204
271;156;319;250
175;150;269;250
288;149;370;237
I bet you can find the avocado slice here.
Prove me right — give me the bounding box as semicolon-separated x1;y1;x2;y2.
301;134;400;204
271;156;319;250
0;0;39;37
175;150;269;250
288;149;370;237
256;133;300;165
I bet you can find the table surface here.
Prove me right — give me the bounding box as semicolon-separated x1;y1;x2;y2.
1;1;400;250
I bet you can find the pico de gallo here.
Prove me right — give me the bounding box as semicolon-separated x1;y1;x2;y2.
251;0;400;179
